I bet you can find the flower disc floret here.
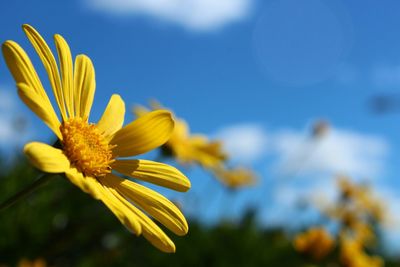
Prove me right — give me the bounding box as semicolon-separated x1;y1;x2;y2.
60;118;114;177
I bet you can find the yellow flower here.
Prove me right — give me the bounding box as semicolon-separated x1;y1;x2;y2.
293;227;334;261
340;238;383;267
352;222;375;245
338;176;358;199
134;102;227;169
355;186;384;222
2;25;191;253
337;177;384;223
213;166;256;189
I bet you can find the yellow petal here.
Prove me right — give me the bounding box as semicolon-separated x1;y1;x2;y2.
106;174;188;236
2;41;61;138
64;167;102;200
74;54;95;120
96;182;142;235
55;34;74;118
112;159;190;192
17;83;62;139
111;110;174;157
97;94;125;139
101;174;176;252
123;198;176;253
22;24;67;120
63;170;141;235
142;227;176;253
24;142;69;173
188;137;227;168
2;40;48;99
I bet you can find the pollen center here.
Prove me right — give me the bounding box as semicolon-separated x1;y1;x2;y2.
60;118;114;177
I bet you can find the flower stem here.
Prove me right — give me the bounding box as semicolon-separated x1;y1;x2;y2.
0;173;57;211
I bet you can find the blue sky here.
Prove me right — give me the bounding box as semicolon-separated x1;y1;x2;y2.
2;0;400;252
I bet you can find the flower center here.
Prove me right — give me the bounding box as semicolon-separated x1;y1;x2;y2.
60;118;114;177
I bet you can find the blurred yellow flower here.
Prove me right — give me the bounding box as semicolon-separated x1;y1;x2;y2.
356;186;384;222
309;177;385;266
336;177;384;224
352;222;375;245
134;102;227;169
293;227;334;261
340;238;383;267
134;102;259;191
2;24;191;252
338;176;358;200
213;166;257;189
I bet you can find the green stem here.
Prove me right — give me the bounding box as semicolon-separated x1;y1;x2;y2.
0;173;57;211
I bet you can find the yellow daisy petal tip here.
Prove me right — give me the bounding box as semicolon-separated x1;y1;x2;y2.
22;24;35;31
24;142;70;173
154;110;174;128
178;222;189;236
160;242;176;253
2;40;12;50
97;94;125;139
1;41;22;61
169;246;176;253
22;24;35;35
23;142;35;152
153;244;175;253
1;41;13;60
181;177;191;192
114;93;123;101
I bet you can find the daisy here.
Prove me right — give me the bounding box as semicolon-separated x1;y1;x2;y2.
2;24;190;253
134;102;227;169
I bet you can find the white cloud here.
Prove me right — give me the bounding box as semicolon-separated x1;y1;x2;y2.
216;123;268;163
272;128;388;179
263;178;337;227
214;123;388;178
85;0;253;31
